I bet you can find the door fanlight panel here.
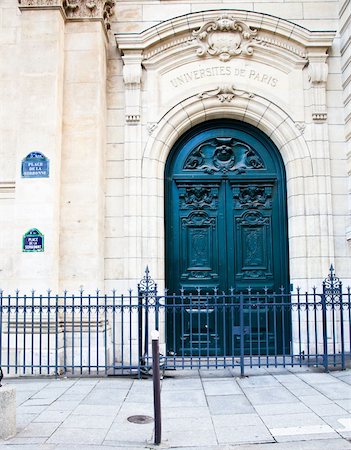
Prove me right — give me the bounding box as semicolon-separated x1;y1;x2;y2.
183;138;265;174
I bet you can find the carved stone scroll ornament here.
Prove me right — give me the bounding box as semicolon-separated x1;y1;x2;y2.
184;138;264;174
198;85;254;103
193;15;257;62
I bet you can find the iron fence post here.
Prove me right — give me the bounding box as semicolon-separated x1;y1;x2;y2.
337;276;346;371
239;292;245;377
137;283;143;378
152;330;162;445
321;288;329;373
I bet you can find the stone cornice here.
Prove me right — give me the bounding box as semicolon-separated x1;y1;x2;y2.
116;10;336;56
18;0;115;34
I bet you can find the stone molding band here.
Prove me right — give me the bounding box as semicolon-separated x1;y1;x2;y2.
18;0;115;33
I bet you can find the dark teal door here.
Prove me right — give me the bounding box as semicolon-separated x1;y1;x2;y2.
165;120;289;355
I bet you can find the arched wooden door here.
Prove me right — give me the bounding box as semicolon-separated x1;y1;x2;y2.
165;120;290;356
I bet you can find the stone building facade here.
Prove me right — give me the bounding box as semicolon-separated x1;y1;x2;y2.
0;0;350;295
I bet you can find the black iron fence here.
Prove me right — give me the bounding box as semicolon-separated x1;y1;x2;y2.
0;266;350;377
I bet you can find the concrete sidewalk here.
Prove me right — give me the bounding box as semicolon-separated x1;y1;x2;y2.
1;367;351;449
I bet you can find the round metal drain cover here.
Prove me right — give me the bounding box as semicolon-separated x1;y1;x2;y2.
127;415;153;424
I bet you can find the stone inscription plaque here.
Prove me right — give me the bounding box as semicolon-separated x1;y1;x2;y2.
22;228;44;252
21;152;49;178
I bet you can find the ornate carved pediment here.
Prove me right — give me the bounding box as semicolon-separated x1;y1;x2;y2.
184;138;264;174
192;15;257;62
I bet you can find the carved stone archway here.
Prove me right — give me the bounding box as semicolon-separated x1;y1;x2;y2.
115;10;335;289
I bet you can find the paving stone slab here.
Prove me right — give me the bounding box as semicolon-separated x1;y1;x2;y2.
93;380;134;389
21;398;54;406
81;389;128;405
46;427;107;445
60;414;115;429
162;426;217;447
114;401;154;420
298;394;334;406
323;415;351;431
207;394;255;415
161;378;203;391
336;399;351;411
261;412;326;428
46;400;81;411
200;369;233;378
161;406;211;419
161;390;207;408
308;402;348;416
314;383;351;400
237;375;282;388
253;402;311;416
72;404;120;417
297;373;341;384
16;413;38;430
215;423;274;445
203;380;242;396
212;413;263;427
33;410;72;423
162;416;213;432
17;422;61;438
270;424;336;438
274;431;340;442
17;404;49;415
244;387;298;405
104;421;153;443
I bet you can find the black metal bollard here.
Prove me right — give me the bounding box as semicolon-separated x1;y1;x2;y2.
151;330;162;445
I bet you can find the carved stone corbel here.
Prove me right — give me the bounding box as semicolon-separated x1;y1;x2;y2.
63;0;115;32
307;54;329;122
122;51;143;124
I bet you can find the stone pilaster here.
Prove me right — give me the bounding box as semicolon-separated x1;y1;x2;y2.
14;2;65;291
59;19;108;291
121;51;144;284
304;50;335;279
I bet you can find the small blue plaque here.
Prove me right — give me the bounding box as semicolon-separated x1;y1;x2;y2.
22;228;44;252
21;152;49;178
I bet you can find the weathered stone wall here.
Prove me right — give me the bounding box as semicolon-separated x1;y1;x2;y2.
0;0;350;292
